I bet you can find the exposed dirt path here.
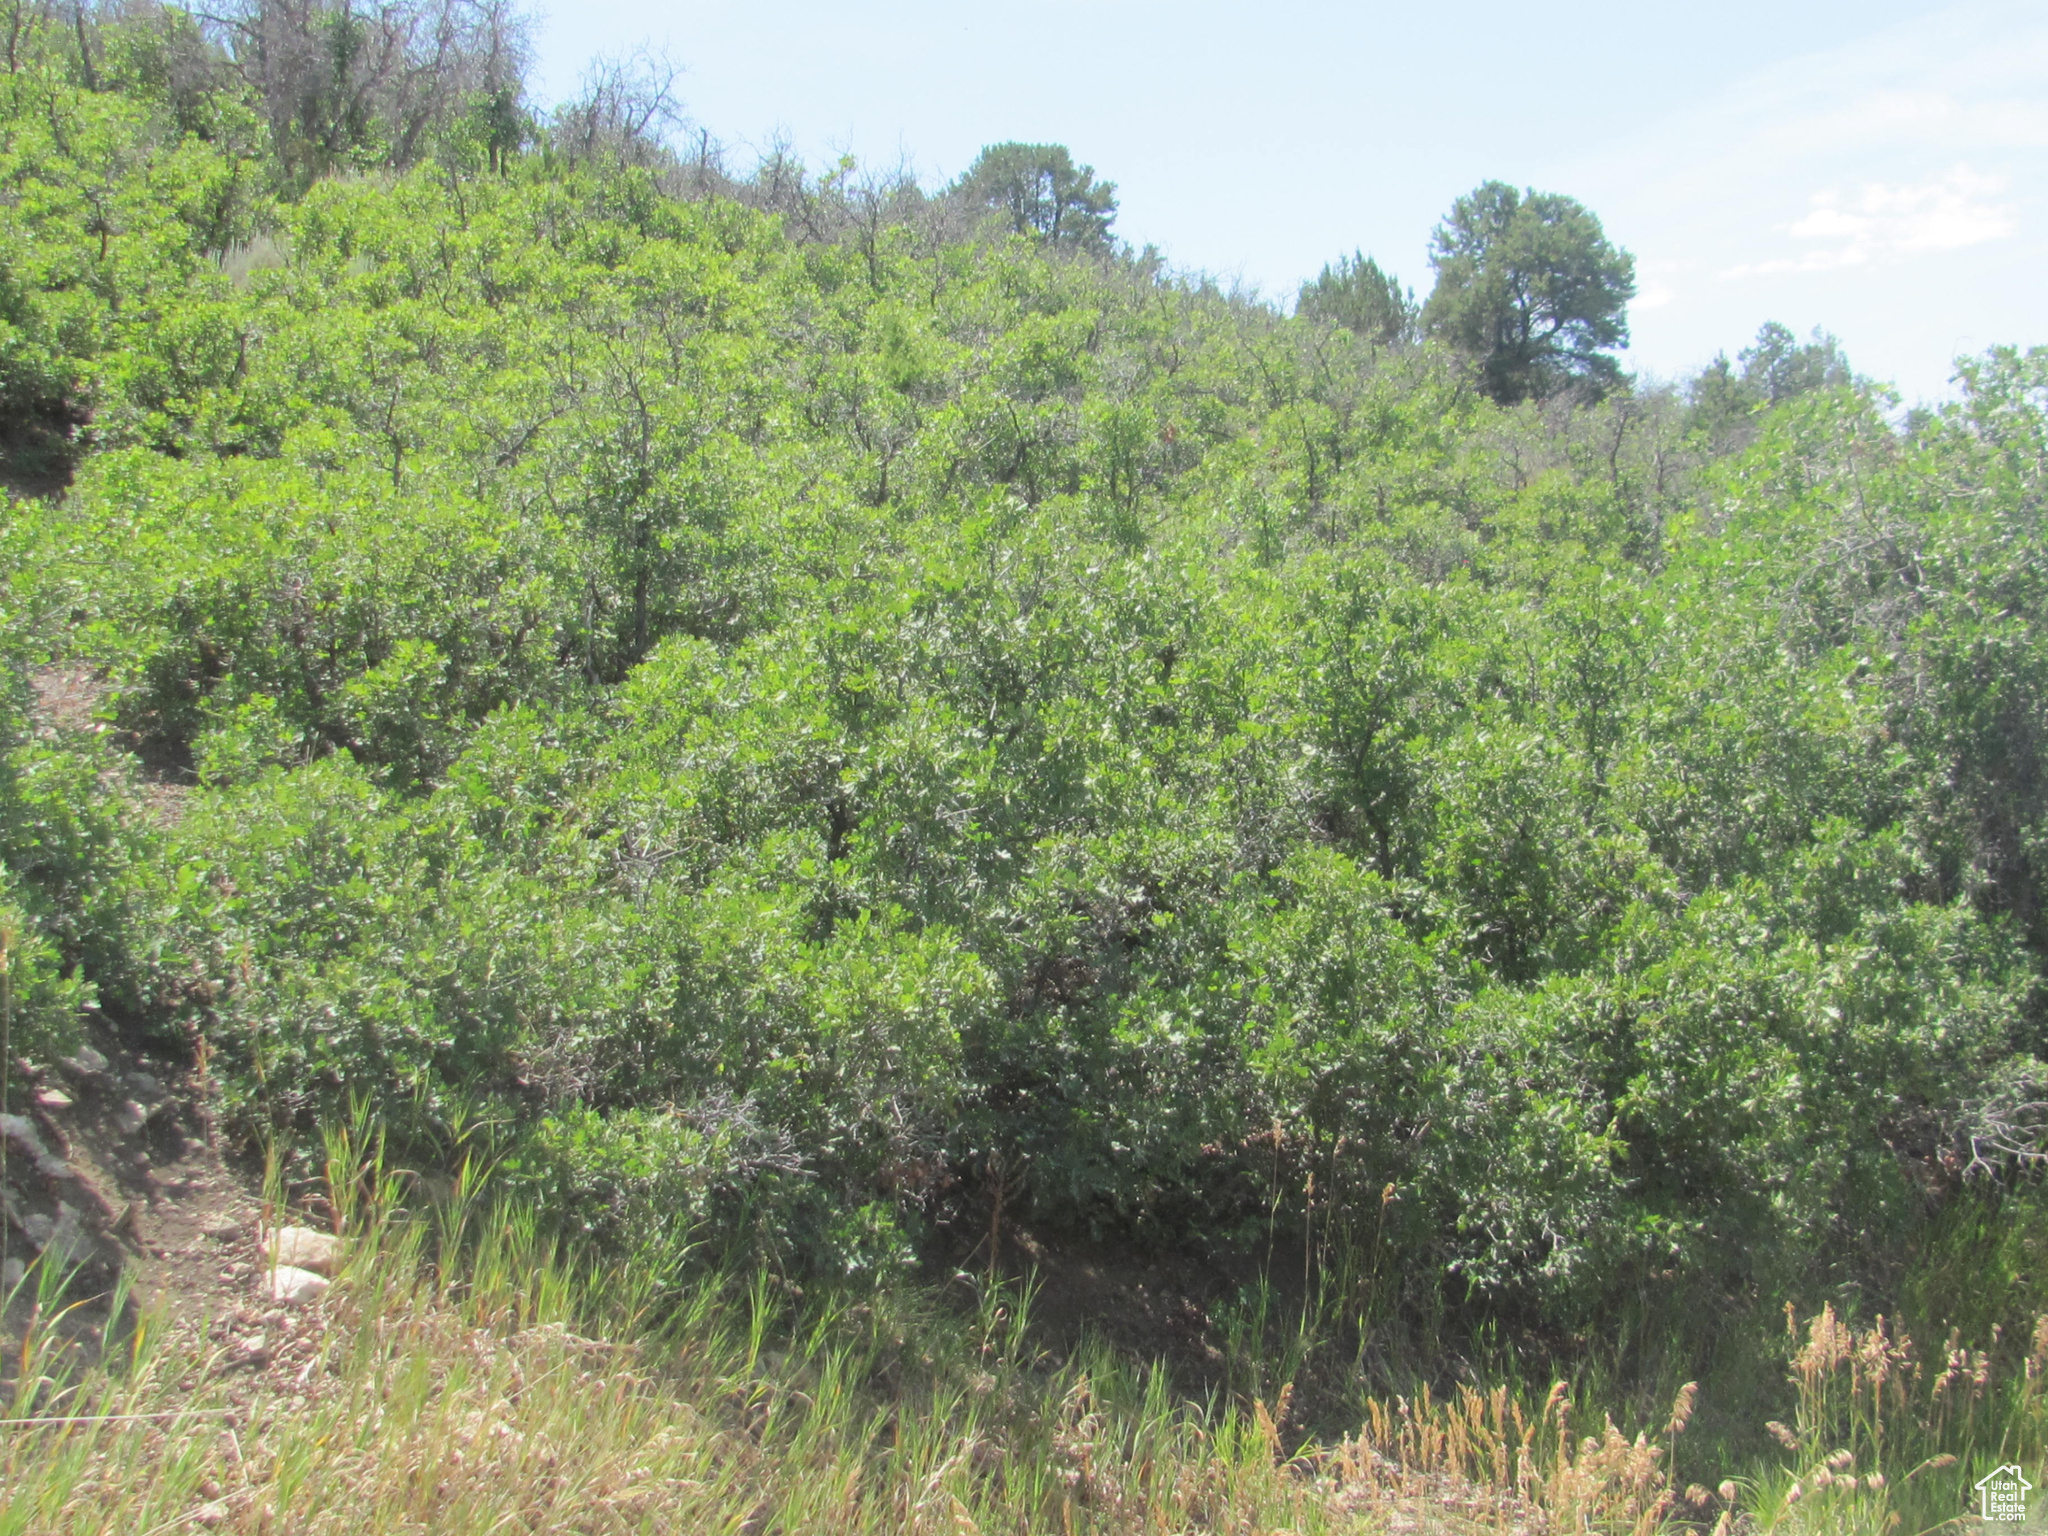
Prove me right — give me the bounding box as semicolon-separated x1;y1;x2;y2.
3;1034;345;1414
5;666;325;1394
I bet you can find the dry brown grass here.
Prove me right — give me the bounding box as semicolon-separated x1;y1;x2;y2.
1728;1301;2047;1536
1324;1378;1696;1536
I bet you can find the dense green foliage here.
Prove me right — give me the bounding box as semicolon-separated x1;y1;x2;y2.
4;2;2047;1426
1298;251;1415;347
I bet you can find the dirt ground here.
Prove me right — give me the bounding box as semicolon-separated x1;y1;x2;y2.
1;1029;331;1379
4;666;323;1401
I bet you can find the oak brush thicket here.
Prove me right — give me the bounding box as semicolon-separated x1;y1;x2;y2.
2;2;2047;1531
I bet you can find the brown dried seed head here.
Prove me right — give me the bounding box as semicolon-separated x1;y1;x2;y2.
1867;1317;1904;1386
1668;1382;1699;1435
1718;1480;1740;1503
1801;1303;1853;1372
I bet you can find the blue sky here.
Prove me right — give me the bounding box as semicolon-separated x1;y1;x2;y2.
528;0;2046;403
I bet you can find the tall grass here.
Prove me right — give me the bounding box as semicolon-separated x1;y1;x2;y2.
0;1127;1356;1534
2;1120;2042;1534
1720;1301;2048;1536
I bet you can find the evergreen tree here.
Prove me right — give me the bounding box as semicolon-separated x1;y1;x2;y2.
1298;251;1415;345
1422;180;1635;403
952;141;1116;252
1739;320;1852;403
1688;322;1855;445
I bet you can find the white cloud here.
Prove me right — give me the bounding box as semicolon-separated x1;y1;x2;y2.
1723;165;2016;277
1629;260;1683;313
1549;0;2048;399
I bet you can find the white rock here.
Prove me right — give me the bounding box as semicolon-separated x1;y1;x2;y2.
113;1100;149;1136
265;1265;329;1304
264;1225;342;1276
62;1045;109;1078
1;1258;23;1290
33;1089;71;1111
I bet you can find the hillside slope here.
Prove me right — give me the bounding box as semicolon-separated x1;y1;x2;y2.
2;7;2046;1529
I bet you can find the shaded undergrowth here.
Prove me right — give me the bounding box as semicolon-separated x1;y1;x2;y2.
1;1123;2040;1535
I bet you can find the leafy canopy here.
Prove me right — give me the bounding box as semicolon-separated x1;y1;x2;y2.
952;141;1117;252
1422;180;1636;403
